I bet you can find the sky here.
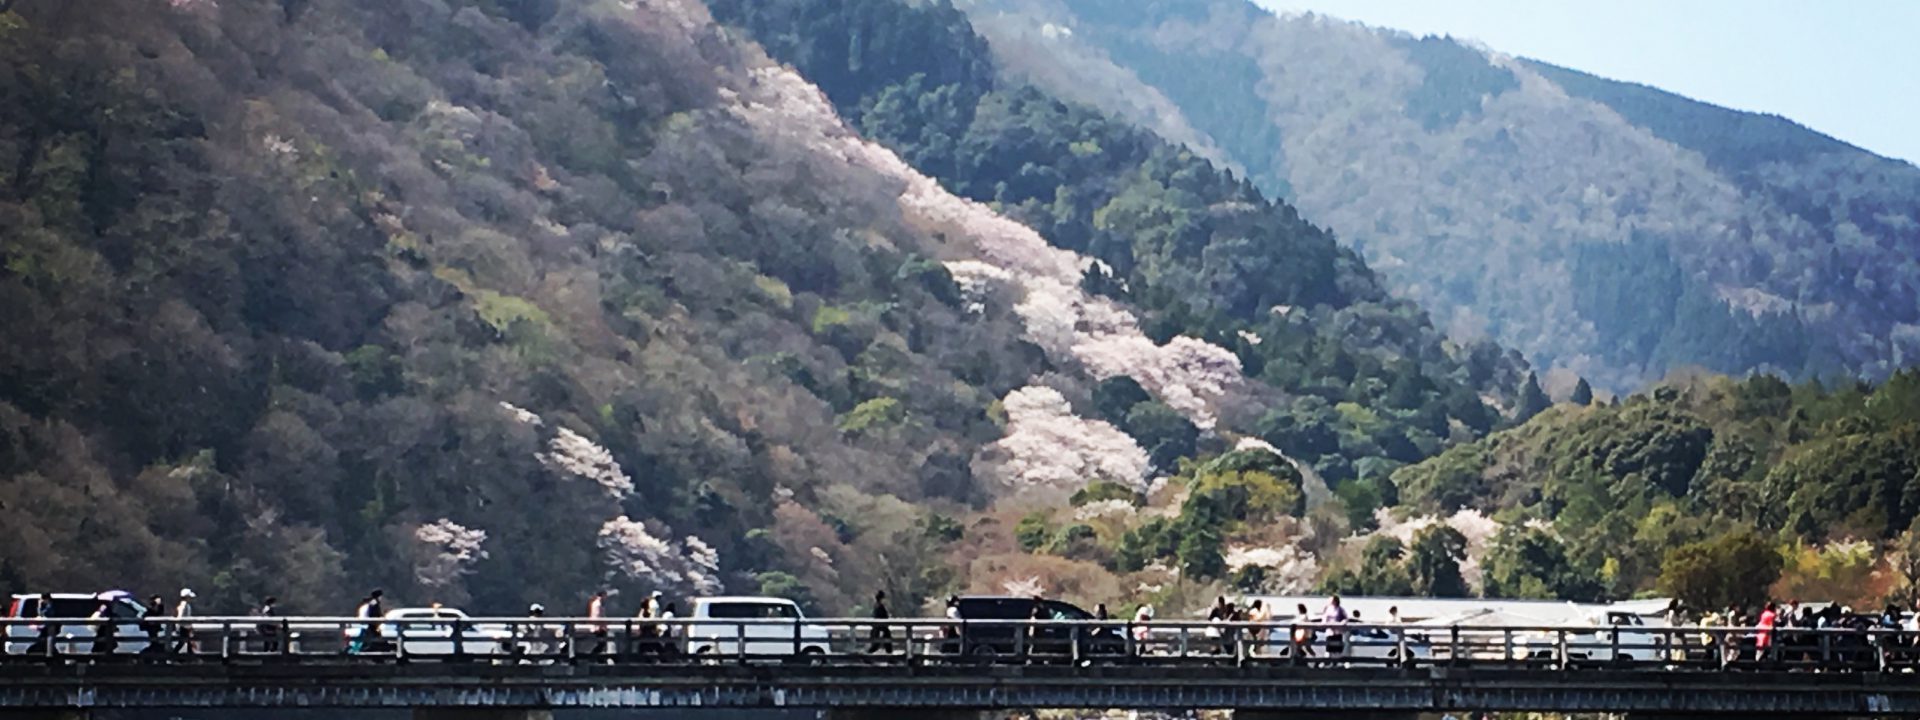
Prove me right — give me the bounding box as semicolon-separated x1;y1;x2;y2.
1254;0;1920;165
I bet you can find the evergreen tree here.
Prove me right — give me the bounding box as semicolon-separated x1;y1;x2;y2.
1571;378;1594;406
1516;371;1552;421
1407;525;1470;597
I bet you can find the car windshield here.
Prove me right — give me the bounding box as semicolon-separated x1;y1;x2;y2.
1043;602;1091;620
706;602;798;620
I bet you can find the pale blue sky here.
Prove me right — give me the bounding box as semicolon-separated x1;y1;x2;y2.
1255;0;1920;165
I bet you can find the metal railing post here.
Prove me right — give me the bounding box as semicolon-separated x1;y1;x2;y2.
736;621;747;664
1449;626;1460;668
220;620;231;662
1556;629;1569;671
453;618;466;659
1177;625;1188;659
1396;624;1408;667
1502;628;1514;667
1072;624;1083;665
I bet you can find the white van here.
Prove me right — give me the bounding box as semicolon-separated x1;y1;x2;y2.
683;596;830;658
4;592;153;655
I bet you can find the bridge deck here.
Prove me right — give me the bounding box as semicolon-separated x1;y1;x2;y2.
3;662;1918;716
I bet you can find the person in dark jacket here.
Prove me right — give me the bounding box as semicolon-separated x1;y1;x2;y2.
866;591;894;654
255;597;281;653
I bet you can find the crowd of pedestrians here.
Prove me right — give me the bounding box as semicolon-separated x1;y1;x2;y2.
1665;598;1920;668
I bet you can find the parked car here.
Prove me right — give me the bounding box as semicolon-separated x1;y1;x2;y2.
951;595;1124;659
5;592;152;655
683;596;830;659
367;607;514;657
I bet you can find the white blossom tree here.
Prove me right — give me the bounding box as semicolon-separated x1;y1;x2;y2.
411;519;488;603
978;386;1150;493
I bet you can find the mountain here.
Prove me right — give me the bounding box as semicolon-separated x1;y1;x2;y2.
0;0;1077;613
955;0;1920;392
0;0;1549;615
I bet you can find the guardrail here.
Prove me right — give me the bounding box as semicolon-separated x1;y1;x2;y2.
3;616;1911;672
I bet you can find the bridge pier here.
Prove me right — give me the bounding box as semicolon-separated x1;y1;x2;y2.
414;710;554;720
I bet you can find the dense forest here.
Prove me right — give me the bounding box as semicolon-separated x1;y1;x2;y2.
958;0;1920;393
0;0;1540;617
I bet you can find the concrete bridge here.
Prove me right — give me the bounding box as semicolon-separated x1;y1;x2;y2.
3;661;1919;719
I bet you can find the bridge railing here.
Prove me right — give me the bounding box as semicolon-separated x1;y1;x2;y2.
3;616;1912;672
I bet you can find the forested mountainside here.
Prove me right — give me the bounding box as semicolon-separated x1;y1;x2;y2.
706;0;1534;491
0;0;1084;613
957;0;1920;392
0;0;1550;616
1388;370;1920;609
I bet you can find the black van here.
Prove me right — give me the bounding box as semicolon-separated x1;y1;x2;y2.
951;595;1124;659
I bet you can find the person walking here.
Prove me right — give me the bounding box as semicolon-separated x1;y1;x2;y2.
1205;596;1233;655
1756;601;1779;666
1247;599;1272;656
658;601;681;658
173;589;198;654
517;603;549;660
1290;603;1315;664
633;591;663;658
26;593;58;656
89;599;118;658
254;596;281;653
1321;595;1349;658
141;595;167;656
867;591;894;655
349;589;384;655
1131;605;1155;654
585;590;609;658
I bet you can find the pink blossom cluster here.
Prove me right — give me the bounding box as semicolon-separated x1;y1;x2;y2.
980;386;1150;492
412;519;489;590
597;516;724;597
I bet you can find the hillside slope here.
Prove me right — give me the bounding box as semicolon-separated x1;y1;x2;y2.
0;0;1233;613
2;0;1553;616
958;0;1920;391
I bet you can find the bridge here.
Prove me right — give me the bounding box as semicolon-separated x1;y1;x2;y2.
4;616;1918;718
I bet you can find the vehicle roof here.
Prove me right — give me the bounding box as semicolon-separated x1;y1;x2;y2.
9;593;141;601
694;596;800;605
386;607;469;616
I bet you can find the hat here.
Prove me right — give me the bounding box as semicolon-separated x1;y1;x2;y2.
180;588;197;599
649;590;663;599
529;603;546;614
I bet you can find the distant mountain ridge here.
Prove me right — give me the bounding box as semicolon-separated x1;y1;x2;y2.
958;0;1920;391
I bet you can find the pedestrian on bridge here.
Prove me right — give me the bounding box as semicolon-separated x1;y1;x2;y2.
141;595;166;656
254;596;280;653
26;593;57;656
1131;605;1154;654
1321;595;1349;658
349;589;383;655
173;589;198;654
1290;603;1315;664
867;591;894;655
585;590;609;658
1756;601;1779;666
89;599;117;657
